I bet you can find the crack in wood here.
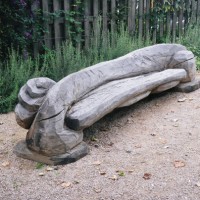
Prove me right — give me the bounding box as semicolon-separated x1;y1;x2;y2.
171;56;195;68
38;109;65;122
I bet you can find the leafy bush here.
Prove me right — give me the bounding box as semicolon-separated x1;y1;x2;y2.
0;0;39;61
0;0;86;61
0;50;40;113
0;23;150;113
178;23;200;69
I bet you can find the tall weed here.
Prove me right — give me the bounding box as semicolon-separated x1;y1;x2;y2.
0;22;151;113
0;50;40;112
177;24;200;69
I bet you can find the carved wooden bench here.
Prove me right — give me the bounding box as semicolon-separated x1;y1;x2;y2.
14;44;200;165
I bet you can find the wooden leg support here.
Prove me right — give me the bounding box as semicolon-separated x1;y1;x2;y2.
13;140;89;165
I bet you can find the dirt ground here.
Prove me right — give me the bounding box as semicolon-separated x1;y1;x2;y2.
1;87;200;200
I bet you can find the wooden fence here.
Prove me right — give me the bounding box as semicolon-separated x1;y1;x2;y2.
33;0;200;56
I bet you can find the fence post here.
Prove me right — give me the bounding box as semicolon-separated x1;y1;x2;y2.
93;0;99;39
172;1;177;42
111;0;116;32
32;1;39;57
178;0;184;36
145;0;150;40
191;0;197;23
84;0;91;49
152;0;157;43
197;0;200;23
184;0;190;26
159;0;164;39
35;0;197;53
138;0;144;39
103;0;108;34
128;0;136;35
42;0;51;49
64;1;70;41
53;0;62;49
75;2;82;50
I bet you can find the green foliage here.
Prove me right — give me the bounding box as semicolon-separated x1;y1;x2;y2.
37;21;151;81
177;23;200;69
35;162;45;169
0;49;40;113
153;0;183;13
117;171;125;177
0;0;85;60
0;22;150;113
1;12;199;114
0;0;188;60
0;0;37;60
39;42;84;81
41;1;84;46
82;20;151;67
1;19;199;113
149;0;185;43
90;136;98;142
64;1;84;44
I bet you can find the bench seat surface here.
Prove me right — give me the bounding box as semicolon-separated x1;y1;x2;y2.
66;69;186;130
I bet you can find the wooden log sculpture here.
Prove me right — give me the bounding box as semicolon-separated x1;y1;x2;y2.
14;44;200;165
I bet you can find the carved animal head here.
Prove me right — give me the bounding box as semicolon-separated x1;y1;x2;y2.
15;77;56;129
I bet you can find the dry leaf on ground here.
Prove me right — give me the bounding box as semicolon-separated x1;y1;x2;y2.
2;161;10;167
93;188;102;193
73;180;80;184
46;166;54;171
195;182;200;187
135;144;142;148
159;138;167;144
109;175;118;180
93;161;101;165
99;171;106;175
38;172;45;176
173;124;179;127
61;182;71;188
177;98;187;102
116;170;125;176
173;160;186;168
163;146;169;149
143;173;152;180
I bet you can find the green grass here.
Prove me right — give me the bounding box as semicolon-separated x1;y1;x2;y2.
0;21;200;113
0;50;40;113
35;162;45;169
0;22;150;113
1;21;199;113
177;23;200;69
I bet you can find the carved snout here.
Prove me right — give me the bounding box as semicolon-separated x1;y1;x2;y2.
15;77;56;129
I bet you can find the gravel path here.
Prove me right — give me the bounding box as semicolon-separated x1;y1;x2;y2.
1;88;200;200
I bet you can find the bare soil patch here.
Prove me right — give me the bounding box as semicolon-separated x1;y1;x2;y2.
1;87;200;200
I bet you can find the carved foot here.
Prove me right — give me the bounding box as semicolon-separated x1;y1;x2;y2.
13;140;89;165
175;78;200;93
